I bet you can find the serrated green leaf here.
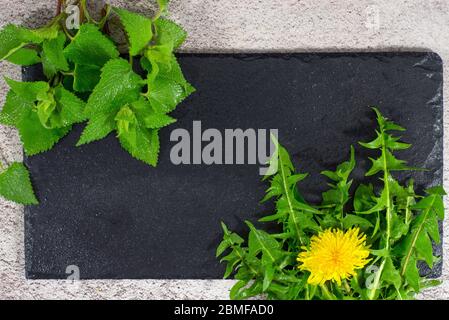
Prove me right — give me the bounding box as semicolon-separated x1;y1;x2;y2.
0;162;38;205
146;78;184;113
64;24;119;67
0;24;42;61
73;64;101;92
114;7;153;56
84;58;144;116
154;18;186;49
54;86;87;126
0;90;33;126
6;47;41;66
42;32;69;78
119;126;160;167
5;78;49;103
77;112;116;146
246;221;282;263
144;112;176;128
17;109;70;156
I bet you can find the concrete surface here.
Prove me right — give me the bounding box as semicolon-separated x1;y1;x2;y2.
1;0;449;300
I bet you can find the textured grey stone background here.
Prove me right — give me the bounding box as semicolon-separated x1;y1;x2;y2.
1;0;449;300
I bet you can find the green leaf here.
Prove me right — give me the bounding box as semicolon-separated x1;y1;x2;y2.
6;48;41;66
17;110;70;156
154;18;186;49
54;86;87;126
77;112;116;146
119;126;160;167
0;162;38;205
41;32;69;78
5;78;49;103
114;7;153;56
402;255;420;292
84;58;144;116
342;214;373;230
73;64;101;92
115;105;138;148
146;78;184;113
263;264;275;291
414;231;433;268
381;257;402;289
0;90;33;126
0;24;42;61
64;24;119;67
246;221;282;263
144;113;176;129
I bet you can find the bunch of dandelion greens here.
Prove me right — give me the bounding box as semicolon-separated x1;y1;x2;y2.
0;0;194;204
217;108;445;300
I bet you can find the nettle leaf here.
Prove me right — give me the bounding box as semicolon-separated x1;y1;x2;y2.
42;32;69;78
146;78;184;113
84;58;144;116
77;112;116;146
0;162;38;205
119;126;160;167
0;24;42;61
154;18;186;49
0;90;34;126
5;78;49;103
73;64;101;92
144;112;176;129
53;85;87;126
114;7;153;56
64;24;119;67
6;48;41;66
17;109;70;156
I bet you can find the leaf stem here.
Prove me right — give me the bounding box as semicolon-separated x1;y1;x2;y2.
343;279;351;294
320;284;335;300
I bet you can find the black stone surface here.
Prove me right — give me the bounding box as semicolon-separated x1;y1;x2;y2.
24;52;443;279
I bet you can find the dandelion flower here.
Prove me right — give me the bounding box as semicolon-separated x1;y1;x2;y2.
297;228;370;286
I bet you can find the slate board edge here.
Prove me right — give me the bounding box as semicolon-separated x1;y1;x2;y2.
22;51;444;279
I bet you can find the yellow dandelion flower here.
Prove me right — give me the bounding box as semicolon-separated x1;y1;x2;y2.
297;227;371;286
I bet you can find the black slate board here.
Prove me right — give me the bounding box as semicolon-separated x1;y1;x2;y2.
24;52;443;279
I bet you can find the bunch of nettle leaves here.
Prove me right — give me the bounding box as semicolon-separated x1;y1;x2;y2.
0;0;193;204
218;108;445;300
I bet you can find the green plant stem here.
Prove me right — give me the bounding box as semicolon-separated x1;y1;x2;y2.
405;194;413;225
320;284;335;300
98;4;111;29
368;126;391;300
80;0;92;23
343;280;351;294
